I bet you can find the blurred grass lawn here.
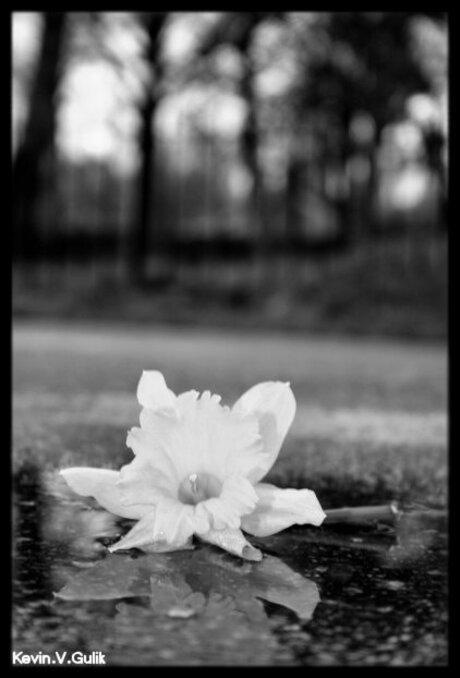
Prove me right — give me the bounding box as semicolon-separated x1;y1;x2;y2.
13;317;447;512
13;237;447;342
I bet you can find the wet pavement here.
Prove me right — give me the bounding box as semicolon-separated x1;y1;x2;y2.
12;322;448;666
13;464;448;666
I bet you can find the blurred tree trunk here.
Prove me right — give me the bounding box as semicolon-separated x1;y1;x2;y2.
285;154;303;245
198;13;272;279
285;117;310;247
360;122;382;239
129;12;167;284
235;15;273;291
238;25;264;250
13;12;66;260
336;108;354;247
424;126;447;232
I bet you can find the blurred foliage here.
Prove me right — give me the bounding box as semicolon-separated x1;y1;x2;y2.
12;12;448;338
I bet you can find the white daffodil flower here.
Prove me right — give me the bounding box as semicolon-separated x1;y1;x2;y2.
61;371;326;561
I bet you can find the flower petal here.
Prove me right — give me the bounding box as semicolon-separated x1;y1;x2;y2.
191;476;259;533
219;475;259;518
150;498;195;544
126;427;179;487
60;468;150;520
241;483;326;537
233;382;296;482
201;498;240;530
189;502;213;534
137;370;177;413
140;392;263;483
117;455;176;507
108;509;157;552
109;499;195;553
198;527;263;561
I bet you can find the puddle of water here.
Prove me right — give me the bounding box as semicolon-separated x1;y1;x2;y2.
12;463;448;666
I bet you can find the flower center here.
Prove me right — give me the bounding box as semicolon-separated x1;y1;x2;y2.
178;472;222;506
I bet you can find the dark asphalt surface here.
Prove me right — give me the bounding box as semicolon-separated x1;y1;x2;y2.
12;321;448;665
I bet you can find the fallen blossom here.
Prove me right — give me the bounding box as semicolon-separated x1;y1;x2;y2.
61;371;325;560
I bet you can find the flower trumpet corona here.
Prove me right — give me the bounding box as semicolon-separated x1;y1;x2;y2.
61;371;326;560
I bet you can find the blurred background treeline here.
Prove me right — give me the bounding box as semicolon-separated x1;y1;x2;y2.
12;12;448;340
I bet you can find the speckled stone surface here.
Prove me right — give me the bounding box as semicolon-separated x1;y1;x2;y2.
12;322;448;666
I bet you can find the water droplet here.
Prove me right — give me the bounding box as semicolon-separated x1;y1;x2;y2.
382;580;405;591
167;606;196;619
189;473;198;494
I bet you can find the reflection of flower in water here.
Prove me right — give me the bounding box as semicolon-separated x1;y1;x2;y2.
42;472;119;560
60;371;325;560
112;593;277;665
384;510;446;566
55;549;320;665
56;549;320;622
